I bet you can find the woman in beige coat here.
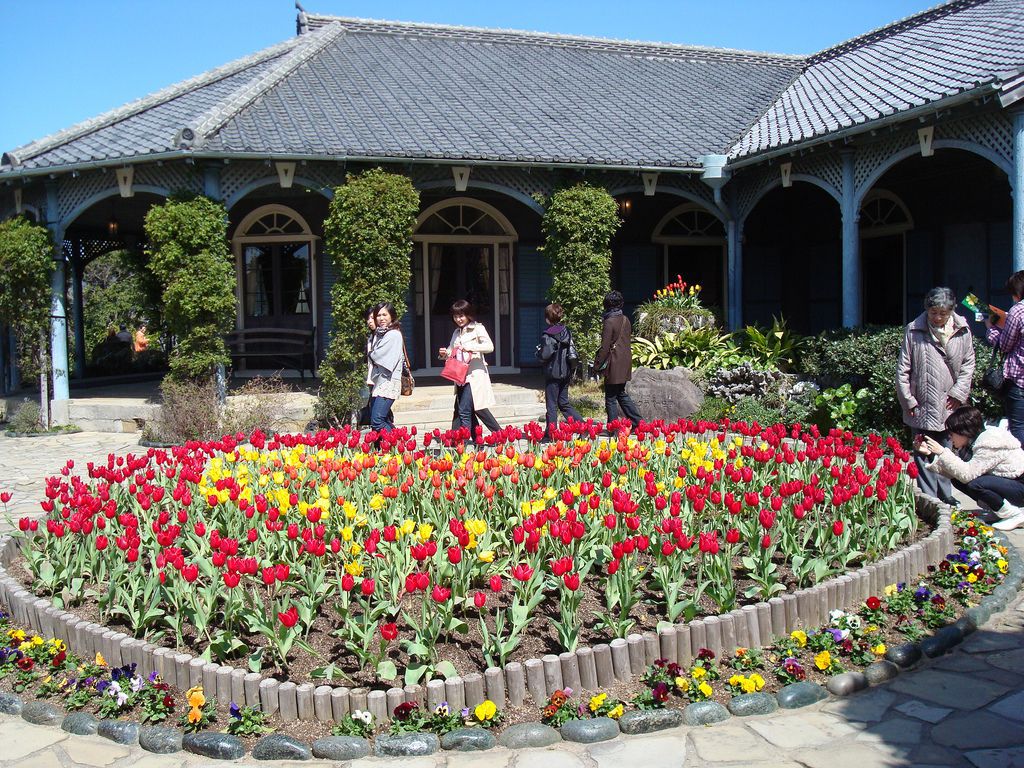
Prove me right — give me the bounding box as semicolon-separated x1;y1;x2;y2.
895;287;976;503
438;299;501;438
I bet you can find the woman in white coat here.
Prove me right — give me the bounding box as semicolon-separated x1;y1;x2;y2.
367;303;404;433
918;405;1024;530
438;299;501;438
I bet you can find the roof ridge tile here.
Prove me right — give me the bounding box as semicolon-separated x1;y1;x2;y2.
304;12;804;65
182;21;348;149
2;35;303;168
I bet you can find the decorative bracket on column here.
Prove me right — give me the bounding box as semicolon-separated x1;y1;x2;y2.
780;162;792;188
276;162;296;188
918;125;935;157
453;166;471;192
13;188;21;214
116;167;134;198
641;172;659;196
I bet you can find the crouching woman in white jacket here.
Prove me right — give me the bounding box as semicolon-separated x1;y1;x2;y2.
918;406;1024;530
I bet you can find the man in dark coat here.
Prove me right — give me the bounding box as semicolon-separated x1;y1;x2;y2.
593;290;642;428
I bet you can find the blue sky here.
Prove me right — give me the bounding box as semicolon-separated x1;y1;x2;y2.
1;0;940;153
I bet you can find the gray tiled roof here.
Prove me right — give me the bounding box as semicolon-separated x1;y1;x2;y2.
1;17;800;173
729;0;1024;160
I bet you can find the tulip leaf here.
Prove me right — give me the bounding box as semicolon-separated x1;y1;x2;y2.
376;660;398;681
435;660;458;679
403;641;429;657
404;663;428;686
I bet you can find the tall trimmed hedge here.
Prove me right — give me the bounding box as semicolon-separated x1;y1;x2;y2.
144;194;235;382
316;169;420;423
540;184;620;365
0;216;54;423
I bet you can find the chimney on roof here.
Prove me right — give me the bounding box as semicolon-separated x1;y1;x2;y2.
296;1;308;35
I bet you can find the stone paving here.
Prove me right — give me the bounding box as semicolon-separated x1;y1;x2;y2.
0;432;1022;767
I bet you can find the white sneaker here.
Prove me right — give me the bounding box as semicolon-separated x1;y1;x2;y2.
994;500;1023;519
992;510;1024;531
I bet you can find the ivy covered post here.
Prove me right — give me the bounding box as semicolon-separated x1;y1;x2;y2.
316;169;420;424
143;194;236;383
0;217;56;427
540;183;620;367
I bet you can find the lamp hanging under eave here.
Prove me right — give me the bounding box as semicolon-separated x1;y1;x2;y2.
617;197;632;217
107;216;119;237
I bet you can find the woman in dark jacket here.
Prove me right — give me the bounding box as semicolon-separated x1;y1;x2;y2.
536;303;583;440
593;290;642;428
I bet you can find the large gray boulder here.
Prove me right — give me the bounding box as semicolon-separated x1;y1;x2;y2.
627;367;703;423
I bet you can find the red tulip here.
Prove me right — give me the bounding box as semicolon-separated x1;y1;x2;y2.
447;547;462;564
832;520;845;536
181;564;199;583
95;535;108;551
563;573;580;591
341;574;355;592
361;578;376;596
474;591;486;608
761;534;772;549
759;509;777;530
725;528;740;544
262;567;276;586
698;532;719;555
511;563;534;582
275;564;289;582
222;571;240;588
431;585;452;602
277;606;299;628
489;574;503;593
0;492;12;503
381;622;398;641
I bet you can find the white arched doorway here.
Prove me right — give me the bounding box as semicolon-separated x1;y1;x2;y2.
859;189;913;325
412;198;518;373
652;203;727;318
232;204;318;336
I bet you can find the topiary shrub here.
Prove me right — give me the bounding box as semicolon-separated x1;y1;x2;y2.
316;169;420;424
144;194;235;383
540;183;620;366
0;216;54;426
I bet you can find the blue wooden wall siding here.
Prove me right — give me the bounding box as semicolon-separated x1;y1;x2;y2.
516;244;550;367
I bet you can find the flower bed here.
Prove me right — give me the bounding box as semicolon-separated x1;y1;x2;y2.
0;419;931;721
0;508;1015;759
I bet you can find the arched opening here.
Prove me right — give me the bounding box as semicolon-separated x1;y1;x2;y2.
412;197;519;372
232;204;318;345
860;149;1011;322
743;183;842;334
62;190;168;380
652;203;727;320
860;189;914;326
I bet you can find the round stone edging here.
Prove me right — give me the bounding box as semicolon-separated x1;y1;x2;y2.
1;499;1018;760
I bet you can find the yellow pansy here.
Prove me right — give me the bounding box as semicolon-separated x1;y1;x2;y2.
589;693;607;712
872;643;887;656
95;652;107;667
608;703;624;719
691;667;706;679
814;651;832;671
698;682;713;697
884;584;898;597
186;686;205;708
188;707;202;724
749;673;765;691
791;630;807;647
474;700;497;721
675;676;689;691
728;674;744;688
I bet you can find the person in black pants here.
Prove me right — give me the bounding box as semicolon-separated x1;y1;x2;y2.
593;290;642;429
536;303;583;440
918;405;1024;530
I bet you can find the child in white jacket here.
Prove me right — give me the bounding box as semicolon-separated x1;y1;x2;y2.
918;406;1024;530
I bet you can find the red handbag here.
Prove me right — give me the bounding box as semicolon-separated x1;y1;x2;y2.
440;356;470;385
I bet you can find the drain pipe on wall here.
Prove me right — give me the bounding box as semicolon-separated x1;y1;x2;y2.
699;154;742;330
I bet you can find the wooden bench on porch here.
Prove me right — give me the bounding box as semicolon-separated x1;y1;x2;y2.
226;327;316;380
